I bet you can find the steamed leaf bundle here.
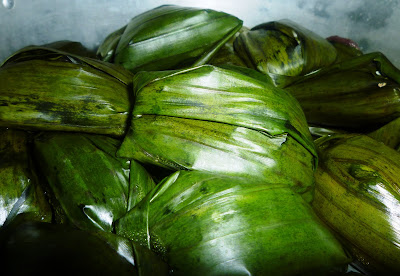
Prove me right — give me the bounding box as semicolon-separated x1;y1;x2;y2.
0;129;52;227
98;5;243;73
0;46;133;136
118;65;317;201
33;133;155;232
313;134;400;274
284;52;400;130
233;20;337;77
116;170;350;275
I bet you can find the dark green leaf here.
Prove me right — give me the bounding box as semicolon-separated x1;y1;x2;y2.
313;134;400;274
33;133;155;232
0;47;133;136
0;128;52;227
234;20;337;77
102;5;242;73
116;170;350;275
284;52;400;130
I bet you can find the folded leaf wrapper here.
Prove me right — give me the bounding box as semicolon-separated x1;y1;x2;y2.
115;170;350;275
284;52;400;130
313;134;400;274
209;27;248;67
33;132;155;232
0;46;133;136
118;65;317;201
0;129;52;227
233;20;337;77
98;5;243;73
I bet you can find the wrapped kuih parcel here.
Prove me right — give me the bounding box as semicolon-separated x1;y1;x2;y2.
117;64;318;202
115;170;350;275
97;5;243;73
33;132;155;232
283;52;400;131
0;46;133;136
313;134;400;274
233;20;337;78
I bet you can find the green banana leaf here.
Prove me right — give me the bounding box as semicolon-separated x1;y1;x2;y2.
118;65;317;200
115;170;350;275
0;46;133;136
313;134;400;274
99;5;242;73
33;132;155;232
0;128;52;227
131;65;315;159
233;19;337;77
367;117;400;149
284;52;400;130
96;26;127;62
118;116;315;201
0;218;169;275
209;26;249;67
2;46;133;85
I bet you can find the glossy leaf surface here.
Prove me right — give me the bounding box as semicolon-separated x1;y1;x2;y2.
313;134;400;273
102;5;242;73
97;26;127;62
118;115;315;201
0;129;52;227
234;20;337;77
116;171;350;275
0;47;133;136
34;133;155;232
284;52;400;130
131;65;314;154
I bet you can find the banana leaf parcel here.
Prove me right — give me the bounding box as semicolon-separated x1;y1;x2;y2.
0;128;52;227
284;52;400;130
115;170;350;275
97;5;243;73
0;46;133;136
117;65;317;202
313;134;400;274
233;20;337;77
33;132;155;232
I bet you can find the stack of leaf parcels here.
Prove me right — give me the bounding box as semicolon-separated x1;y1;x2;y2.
231;20;400;131
4;3;400;275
